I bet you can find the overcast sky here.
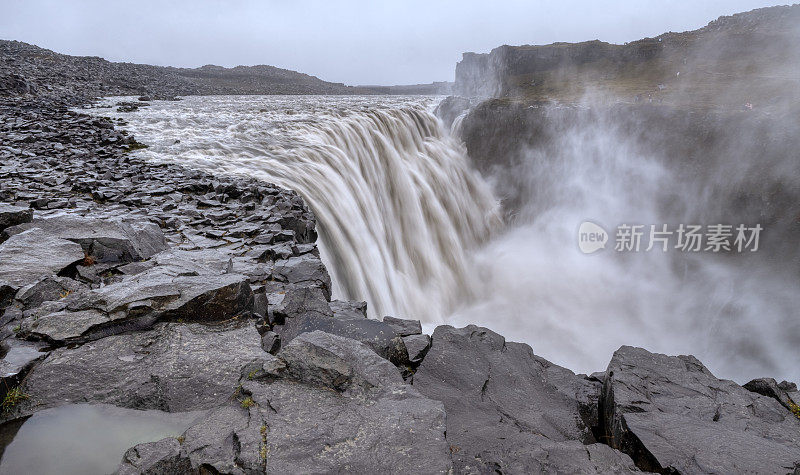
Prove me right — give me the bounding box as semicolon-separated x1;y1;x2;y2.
0;0;791;85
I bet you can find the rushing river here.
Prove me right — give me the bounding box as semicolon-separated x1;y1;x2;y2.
85;95;799;384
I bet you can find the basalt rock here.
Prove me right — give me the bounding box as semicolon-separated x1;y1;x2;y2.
84;266;253;322
0;338;47;391
382;316;422;336
132;331;452;474
13;320;264;416
413;325;639;474
0;228;85;291
600;346;800;474
329;299;367;319
275;302;410;366
271;255;332;300
402;333;431;365
116;437;192;475
14;276;86;309
4;216;168;264
0;204;32;235
744;377;800;412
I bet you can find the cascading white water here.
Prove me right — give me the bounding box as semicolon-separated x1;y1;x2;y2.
86;95;799;384
88;96;500;321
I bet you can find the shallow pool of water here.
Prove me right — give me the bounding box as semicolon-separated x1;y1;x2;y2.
0;404;203;475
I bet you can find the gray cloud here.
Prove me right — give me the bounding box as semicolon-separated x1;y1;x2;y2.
0;0;790;85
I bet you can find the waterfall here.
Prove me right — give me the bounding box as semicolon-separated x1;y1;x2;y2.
263;106;500;320
84;95;799;383
91;96;501;321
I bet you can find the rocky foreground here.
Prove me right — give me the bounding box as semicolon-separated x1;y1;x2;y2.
0;98;797;475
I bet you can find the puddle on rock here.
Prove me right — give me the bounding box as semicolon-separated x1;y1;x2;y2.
0;404;204;475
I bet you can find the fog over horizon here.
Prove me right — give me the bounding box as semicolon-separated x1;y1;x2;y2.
0;0;792;85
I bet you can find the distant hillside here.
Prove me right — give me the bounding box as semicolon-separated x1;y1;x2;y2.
357;82;453;95
454;4;800;110
0;40;371;101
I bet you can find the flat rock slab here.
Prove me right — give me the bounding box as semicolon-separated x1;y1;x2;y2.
329;299;367;319
0;228;84;290
15;321;264;416
5;215;167;263
601;345;800;474
128;331;452;474
0;339;46;381
413;325;640;474
85;266;253;321
23;309;109;342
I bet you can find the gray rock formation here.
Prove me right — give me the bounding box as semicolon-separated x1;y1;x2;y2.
744;377;800;412
4;216;168;263
14;321;264;416
276;303;410;366
382;316;422;336
0;228;84;290
600;346;800;473
0;204;31;235
413;325;639;473
116;438;192;475
121;331;452;474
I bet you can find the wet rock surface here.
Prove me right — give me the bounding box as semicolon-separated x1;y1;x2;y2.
413;325;641;474
119;331;452;474
14;321;264;415
600;346;800;474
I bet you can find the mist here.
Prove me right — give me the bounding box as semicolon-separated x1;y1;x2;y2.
449;102;800;383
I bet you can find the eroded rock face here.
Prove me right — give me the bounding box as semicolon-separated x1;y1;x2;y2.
122;331;452;474
14;321;264;416
600;346;800;474
413;325;639;474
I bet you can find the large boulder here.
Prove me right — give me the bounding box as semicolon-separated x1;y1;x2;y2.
4;216;167;264
86;266;253;321
137;331;452;474
21;266;254;344
275;292;409;366
600;346;800;473
0;228;85;290
13;321;264;416
0;204;32;235
413;325;640;474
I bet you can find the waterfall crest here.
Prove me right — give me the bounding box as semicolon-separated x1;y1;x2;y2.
271;106;501;319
